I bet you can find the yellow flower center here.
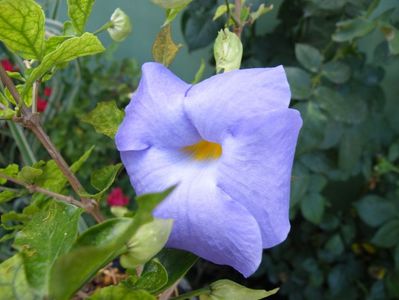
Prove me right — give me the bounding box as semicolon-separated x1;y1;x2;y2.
182;140;222;161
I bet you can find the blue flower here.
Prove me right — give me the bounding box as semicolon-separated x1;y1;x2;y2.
116;63;302;277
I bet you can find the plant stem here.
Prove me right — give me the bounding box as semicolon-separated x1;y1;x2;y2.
0;173;86;209
0;64;104;223
234;0;243;38
93;21;114;35
170;287;211;300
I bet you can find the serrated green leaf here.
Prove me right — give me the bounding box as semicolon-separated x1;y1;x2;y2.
295;44;323;72
156;248;198;293
0;164;19;184
24;33;105;96
88;286;155;300
332;18;375;42
0;255;34;300
355;195;397;227
285;67;312;100
207;280;279;300
372;219;399;248
301;193;325;224
80;101;124;139
134;259;168;293
18;166;43;184
67;0;96;34
152;24;182;67
321;61;351;84
13;201;82;296
0;190;19;204
0;0;45;60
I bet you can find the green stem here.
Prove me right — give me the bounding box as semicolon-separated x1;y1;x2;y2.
93;21;114;35
170;288;211;300
7;122;36;165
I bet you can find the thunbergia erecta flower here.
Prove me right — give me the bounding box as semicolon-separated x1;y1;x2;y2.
116;62;302;277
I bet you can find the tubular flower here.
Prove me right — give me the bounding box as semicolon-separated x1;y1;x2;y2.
116;62;302;277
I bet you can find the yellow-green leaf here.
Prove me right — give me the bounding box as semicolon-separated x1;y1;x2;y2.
0;0;45;60
152;24;182;67
67;0;96;34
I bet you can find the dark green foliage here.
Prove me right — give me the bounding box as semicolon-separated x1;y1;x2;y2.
182;0;399;298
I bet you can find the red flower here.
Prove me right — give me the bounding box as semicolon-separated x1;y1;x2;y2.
1;59;14;72
37;97;48;112
44;87;52;97
107;188;129;206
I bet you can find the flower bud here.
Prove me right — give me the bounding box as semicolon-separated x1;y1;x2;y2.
108;8;132;42
120;218;173;269
151;0;192;9
214;28;243;73
202;280;278;300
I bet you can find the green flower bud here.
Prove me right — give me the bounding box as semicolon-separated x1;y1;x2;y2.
108;8;132;42
120;218;173;269
202;280;279;300
214;28;243;73
151;0;192;9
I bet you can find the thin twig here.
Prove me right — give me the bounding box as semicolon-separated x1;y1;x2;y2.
234;0;243;38
0;173;86;209
0;64;105;222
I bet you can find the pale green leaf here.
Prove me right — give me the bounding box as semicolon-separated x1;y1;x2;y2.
151;0;192;9
24;33;105;96
67;0;96;34
213;4;234;21
0;190;19;204
164;5;187;26
250;4;273;22
88;286;155;300
80;101;124;139
0;0;45;59
0;255;34;300
18;166;43;184
13;201;82;295
133;259;168;293
0;164;19;184
70;146;95;173
152;24;182;67
207;280;279;300
192;59;206;84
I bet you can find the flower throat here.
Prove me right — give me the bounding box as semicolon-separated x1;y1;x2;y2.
182;140;222;161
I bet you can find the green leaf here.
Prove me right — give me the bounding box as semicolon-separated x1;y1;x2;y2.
301;193;325;224
355;195;397;227
321;61;351;84
0;107;15;119
207;280;279;300
0;0;45;60
156;248;198;293
332;18;375;42
0;190;19;204
338;126;364;174
0;164;19;184
88;286;155;300
372;219;399;248
152;24;182;67
380;24;399;55
285;67;312;100
67;0;96;34
213;4;234;21
18;166;43;184
152;0;192;9
70;146;95;173
0;255;34;300
250;4;273;22
163;5;188;26
13;201;82;296
50;189;173;300
134;259;168;293
91;164;122;192
310;0;347;10
24;33;105;96
32;160;66;195
295;44;323;72
316;86;367;124
44;36;71;56
80;101;124;139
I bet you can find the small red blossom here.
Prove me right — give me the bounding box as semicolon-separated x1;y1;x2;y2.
37;97;48;112
107;188;129;206
1;59;14;72
44;87;52;97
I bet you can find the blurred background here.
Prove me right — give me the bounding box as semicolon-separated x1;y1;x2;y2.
1;0;399;299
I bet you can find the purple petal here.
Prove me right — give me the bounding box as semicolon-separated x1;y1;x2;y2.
184;66;291;142
217;109;302;248
116;62;200;151
154;174;263;277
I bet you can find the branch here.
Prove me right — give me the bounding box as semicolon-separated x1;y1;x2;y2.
0;64;104;222
0;173;86;209
234;0;243;38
